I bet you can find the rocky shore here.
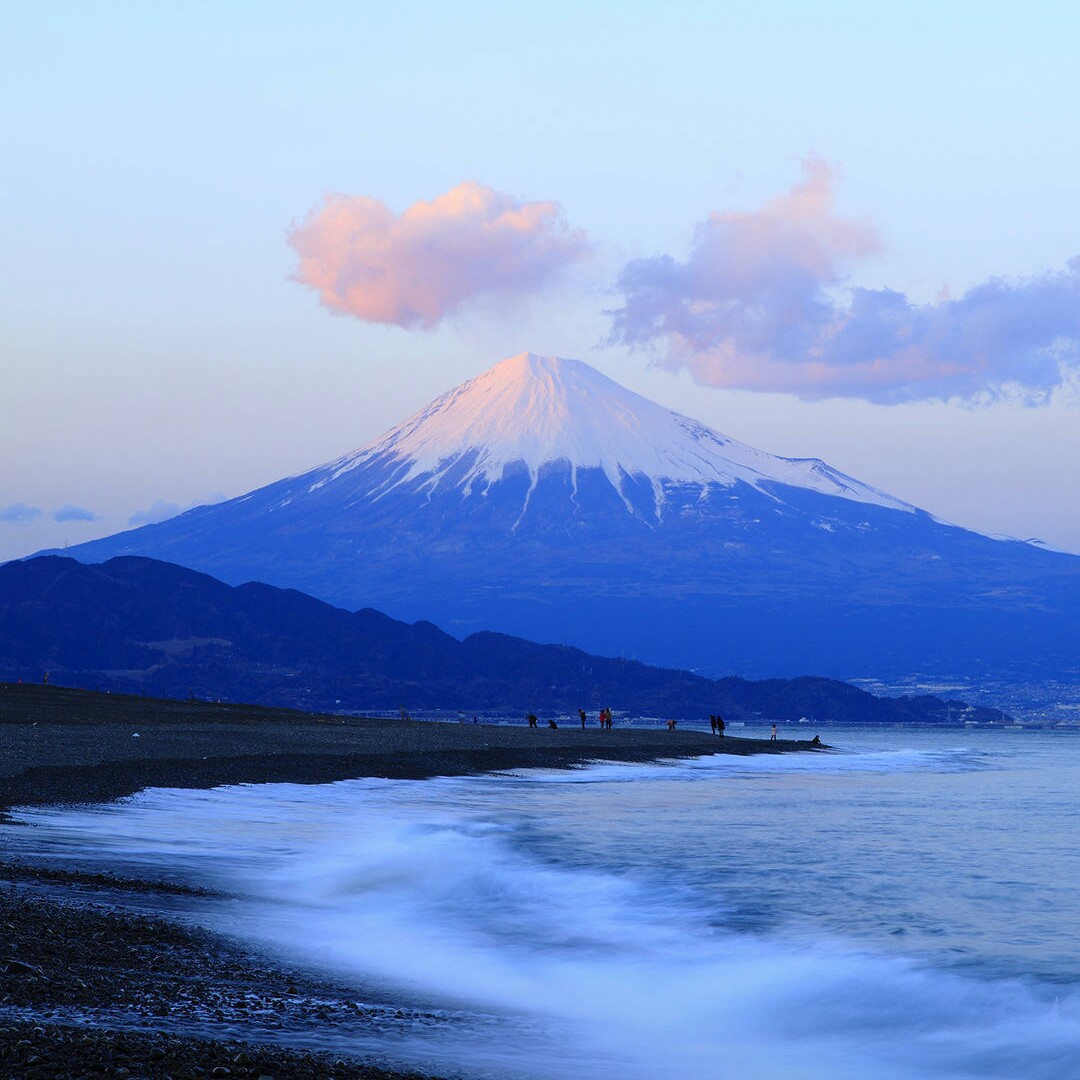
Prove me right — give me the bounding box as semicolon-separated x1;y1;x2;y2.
1;876;440;1079
1;683;823;1078
0;683;808;812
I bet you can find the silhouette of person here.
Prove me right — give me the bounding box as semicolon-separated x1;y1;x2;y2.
579;708;587;730
770;723;777;741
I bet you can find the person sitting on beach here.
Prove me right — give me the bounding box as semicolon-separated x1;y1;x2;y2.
548;718;558;729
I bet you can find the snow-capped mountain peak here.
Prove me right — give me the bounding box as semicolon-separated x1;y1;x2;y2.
312;352;914;515
47;355;1077;690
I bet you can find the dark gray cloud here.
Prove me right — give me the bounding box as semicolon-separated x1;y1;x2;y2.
53;505;99;523
0;503;44;525
607;160;1080;403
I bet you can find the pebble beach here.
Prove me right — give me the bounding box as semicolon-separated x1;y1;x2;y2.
1;683;817;1079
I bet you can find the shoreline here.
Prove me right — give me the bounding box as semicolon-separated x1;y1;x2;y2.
1;683;823;1078
1;871;447;1079
0;683;817;814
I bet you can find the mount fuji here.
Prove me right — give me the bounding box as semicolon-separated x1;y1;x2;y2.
48;353;1080;684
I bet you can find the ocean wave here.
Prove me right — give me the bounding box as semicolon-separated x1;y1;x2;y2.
10;766;1080;1079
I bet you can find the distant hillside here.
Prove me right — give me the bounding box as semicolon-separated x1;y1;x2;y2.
0;555;1005;724
49;354;1080;686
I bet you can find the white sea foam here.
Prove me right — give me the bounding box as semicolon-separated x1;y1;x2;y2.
492;743;989;784
9;743;1080;1079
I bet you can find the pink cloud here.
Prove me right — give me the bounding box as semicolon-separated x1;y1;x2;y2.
607;159;1080;403
289;181;590;329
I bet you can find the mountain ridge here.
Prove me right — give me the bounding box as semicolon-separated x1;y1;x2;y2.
41;353;1080;686
0;555;1006;724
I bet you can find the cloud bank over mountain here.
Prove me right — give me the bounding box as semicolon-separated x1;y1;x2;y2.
288;181;590;330
606;159;1080;403
285;164;1080;406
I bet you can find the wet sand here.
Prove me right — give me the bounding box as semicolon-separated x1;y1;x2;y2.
1;683;821;1078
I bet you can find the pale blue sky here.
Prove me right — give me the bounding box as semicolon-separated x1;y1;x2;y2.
3;1;1078;560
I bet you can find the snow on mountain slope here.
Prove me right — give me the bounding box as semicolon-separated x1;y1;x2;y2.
41;351;1080;686
308;353;915;516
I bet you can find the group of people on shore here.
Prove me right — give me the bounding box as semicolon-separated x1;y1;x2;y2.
526;713;560;729
523;711;804;743
530;708;614;729
525;711;798;743
526;709;740;733
574;708;613;729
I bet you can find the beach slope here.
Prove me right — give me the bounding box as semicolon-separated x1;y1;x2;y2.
0;684;819;1079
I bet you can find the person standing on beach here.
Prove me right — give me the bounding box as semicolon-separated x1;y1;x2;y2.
710;715;717;735
579;708;587;730
770;723;777;741
716;715;725;737
527;713;538;728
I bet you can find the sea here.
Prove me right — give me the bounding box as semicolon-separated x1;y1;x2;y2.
5;725;1080;1080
